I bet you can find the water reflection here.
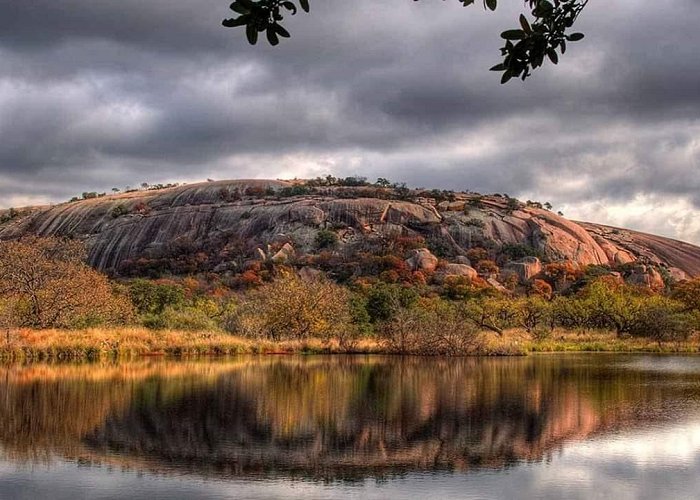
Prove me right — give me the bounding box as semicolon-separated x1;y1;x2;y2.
1;355;700;482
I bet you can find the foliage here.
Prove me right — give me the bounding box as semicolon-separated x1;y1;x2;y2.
222;0;588;83
364;282;419;323
513;296;551;333
110;204;130;218
232;272;353;340
671;278;700;312
529;278;553;299
463;297;517;335
499;243;541;262
475;259;499;276
504;195;521;213
315;229;339;249
464;218;486;229
128;279;185;315
0;237;134;328
279;185;312;197
143;306;220;332
491;0;587;83
466;247;489;262
441;275;492;300
0;208;19;224
380;298;481;355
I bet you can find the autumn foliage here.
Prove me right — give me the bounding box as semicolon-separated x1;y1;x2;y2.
0;237;133;329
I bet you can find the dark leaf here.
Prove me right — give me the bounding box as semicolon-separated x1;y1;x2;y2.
519;14;531;34
501;29;526;40
222;15;249;28
266;27;279;46
246;23;258;44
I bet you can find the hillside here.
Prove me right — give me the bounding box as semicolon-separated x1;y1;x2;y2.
1;179;698;286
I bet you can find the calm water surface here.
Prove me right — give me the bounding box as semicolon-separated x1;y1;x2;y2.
1;354;700;499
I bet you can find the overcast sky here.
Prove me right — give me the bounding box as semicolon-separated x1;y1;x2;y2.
1;0;699;242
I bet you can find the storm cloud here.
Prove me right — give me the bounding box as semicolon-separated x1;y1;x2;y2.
1;0;699;242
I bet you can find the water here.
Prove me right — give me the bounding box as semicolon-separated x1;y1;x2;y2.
1;354;700;499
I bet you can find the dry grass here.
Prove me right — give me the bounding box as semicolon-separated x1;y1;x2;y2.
0;327;384;362
521;328;700;354
0;326;698;362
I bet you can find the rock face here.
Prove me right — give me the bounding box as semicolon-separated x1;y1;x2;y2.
1;179;699;279
505;257;543;284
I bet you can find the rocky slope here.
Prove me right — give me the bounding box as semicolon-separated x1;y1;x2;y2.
1;179;698;282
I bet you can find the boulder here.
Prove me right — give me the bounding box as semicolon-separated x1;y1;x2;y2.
254;247;267;261
504;257;542;283
437;201;466;212
439;263;478;280
487;277;509;293
405;248;439;273
271;242;295;264
454;255;472;266
626;264;665;291
669;267;689;282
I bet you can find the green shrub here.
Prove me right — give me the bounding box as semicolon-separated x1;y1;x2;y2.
315;229;339;249
143;306;219;332
365;283;419;323
128;279;185;315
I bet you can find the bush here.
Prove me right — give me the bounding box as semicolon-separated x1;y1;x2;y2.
143;306;219;332
128;279;185;315
315;229;339;249
110;204;129;218
513;296;552;333
499;243;541;262
627;297;694;345
379;298;481;355
0;237;134;328
462;297;517;336
232;272;353;341
364;283;419;323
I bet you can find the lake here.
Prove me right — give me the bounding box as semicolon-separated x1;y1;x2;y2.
1;354;700;499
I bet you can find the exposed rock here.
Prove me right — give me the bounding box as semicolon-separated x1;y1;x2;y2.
668;267;689;282
454;256;472;266
437;201;466;212
504;257;542;283
406;248;439;273
254;248;267;261
436;264;478;282
487;278;509;293
1;179;699;279
626;265;665;291
271;243;295;264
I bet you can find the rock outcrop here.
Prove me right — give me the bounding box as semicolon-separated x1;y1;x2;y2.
505;257;543;284
406;248;439;273
439;263;478;280
0;179;698;281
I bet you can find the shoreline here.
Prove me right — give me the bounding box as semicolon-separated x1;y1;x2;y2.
1;327;698;362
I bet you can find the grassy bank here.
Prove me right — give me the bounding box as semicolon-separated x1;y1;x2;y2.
1;327;699;362
0;328;387;362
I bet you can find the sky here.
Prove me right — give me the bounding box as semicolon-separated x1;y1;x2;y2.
1;0;699;243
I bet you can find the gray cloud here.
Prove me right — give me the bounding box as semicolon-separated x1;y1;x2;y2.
1;0;700;242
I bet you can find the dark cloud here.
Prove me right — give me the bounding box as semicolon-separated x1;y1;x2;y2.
1;0;700;242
